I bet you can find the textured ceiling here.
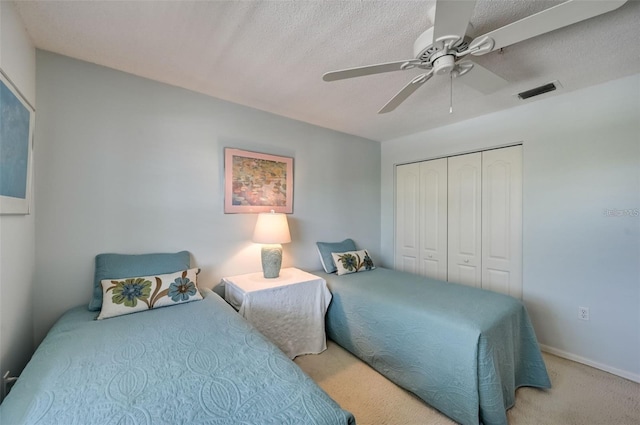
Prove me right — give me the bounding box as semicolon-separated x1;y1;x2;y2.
13;0;640;142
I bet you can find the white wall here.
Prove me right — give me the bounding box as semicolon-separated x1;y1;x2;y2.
33;51;380;344
0;1;36;397
381;74;640;381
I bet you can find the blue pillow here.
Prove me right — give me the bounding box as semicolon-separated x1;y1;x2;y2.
316;239;356;273
88;251;191;311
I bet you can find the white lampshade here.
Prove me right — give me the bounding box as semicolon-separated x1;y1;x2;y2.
252;212;291;244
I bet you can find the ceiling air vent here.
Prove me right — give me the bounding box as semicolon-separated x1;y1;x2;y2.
517;81;561;100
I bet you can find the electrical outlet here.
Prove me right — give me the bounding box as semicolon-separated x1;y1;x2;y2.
2;371;17;400
578;306;590;321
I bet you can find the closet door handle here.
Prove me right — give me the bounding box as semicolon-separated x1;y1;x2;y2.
464;259;469;263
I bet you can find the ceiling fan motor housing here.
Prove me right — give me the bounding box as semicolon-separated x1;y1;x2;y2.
433;55;455;75
413;26;471;75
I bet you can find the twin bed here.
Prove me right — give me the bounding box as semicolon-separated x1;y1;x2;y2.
0;289;355;425
321;267;551;425
0;252;355;425
315;238;550;424
1;249;550;425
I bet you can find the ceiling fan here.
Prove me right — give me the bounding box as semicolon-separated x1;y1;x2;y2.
323;0;627;114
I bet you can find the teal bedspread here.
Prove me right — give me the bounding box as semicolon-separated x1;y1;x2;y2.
322;268;550;425
0;290;355;425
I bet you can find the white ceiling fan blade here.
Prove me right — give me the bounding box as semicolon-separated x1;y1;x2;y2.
457;61;508;94
469;0;627;55
433;0;477;41
378;72;434;114
323;60;419;82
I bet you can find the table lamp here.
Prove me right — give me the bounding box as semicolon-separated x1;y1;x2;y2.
252;211;291;278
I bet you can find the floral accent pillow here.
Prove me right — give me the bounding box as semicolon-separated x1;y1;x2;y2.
331;250;376;276
97;268;202;320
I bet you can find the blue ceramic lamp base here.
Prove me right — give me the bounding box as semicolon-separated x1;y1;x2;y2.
261;244;283;278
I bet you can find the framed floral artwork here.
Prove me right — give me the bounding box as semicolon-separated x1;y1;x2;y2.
224;148;293;213
1;69;35;215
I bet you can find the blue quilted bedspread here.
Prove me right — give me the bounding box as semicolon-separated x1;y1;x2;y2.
322;268;550;425
0;290;355;425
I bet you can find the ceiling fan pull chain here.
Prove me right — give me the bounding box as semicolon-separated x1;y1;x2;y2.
449;73;453;114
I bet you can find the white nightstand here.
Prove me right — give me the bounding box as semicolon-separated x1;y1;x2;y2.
222;267;332;359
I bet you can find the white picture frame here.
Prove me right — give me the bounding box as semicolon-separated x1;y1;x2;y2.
224;148;294;214
0;69;35;215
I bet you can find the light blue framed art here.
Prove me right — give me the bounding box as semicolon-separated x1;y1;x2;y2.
0;69;34;215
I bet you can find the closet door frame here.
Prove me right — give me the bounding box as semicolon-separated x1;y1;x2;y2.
394;143;524;299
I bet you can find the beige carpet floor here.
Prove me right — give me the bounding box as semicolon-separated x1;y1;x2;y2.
295;341;640;425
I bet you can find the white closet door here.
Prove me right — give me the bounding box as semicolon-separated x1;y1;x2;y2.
395;163;420;273
448;153;482;287
482;146;523;298
419;159;448;280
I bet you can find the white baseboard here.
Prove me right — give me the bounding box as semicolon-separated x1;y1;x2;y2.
540;344;640;384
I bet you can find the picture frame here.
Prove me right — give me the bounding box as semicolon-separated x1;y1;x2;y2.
224;148;293;214
0;69;35;215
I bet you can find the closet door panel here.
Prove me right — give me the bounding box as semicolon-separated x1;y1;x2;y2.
482;146;522;298
395;163;420;274
448;153;482;287
419;159;448;280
